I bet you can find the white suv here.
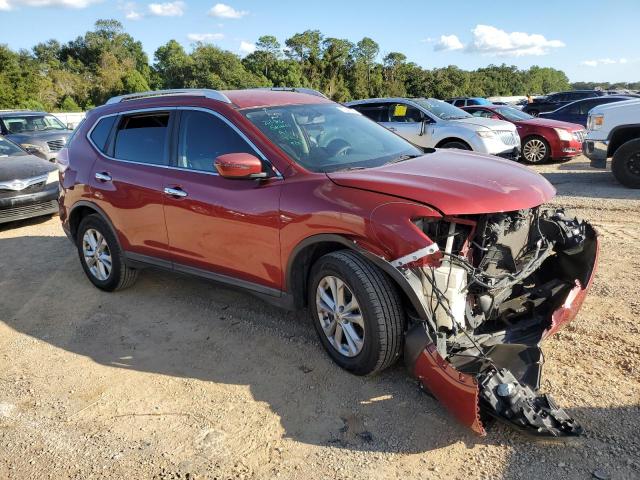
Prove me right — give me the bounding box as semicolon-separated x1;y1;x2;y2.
584;98;640;188
345;97;521;160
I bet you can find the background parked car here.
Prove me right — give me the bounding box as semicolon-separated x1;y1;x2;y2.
445;97;492;107
522;90;606;116
538;95;634;127
345;97;521;159
0;110;73;162
463;105;586;163
0;136;59;224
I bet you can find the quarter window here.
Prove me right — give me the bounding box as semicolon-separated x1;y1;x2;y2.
89;116;116;153
177;110;256;173
113;112;170;165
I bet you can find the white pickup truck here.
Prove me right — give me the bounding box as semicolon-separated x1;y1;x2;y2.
583;98;640;188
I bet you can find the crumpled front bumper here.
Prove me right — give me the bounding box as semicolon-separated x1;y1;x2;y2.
583;140;609;168
405;224;599;437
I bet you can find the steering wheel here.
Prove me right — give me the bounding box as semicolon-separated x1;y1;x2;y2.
327;138;352;157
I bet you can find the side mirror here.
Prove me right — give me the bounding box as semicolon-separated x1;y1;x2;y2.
214;153;267;179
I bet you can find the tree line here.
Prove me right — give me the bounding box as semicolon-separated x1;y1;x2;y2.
0;19;623;112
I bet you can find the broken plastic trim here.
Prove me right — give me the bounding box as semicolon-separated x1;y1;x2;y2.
390;243;440;268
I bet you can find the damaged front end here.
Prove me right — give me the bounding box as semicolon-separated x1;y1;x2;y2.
400;207;598;437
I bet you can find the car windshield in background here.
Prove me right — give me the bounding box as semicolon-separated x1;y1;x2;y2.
244;104;423;173
412;98;472;120
494;107;534;122
3;115;67;133
0;137;27;157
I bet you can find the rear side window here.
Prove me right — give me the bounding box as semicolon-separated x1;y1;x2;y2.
89;116;116;152
350;104;389;122
113;112;170;165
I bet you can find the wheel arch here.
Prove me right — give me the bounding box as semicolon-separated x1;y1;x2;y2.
609;125;640;157
435;137;472;149
69;201;123;251
286;234;428;319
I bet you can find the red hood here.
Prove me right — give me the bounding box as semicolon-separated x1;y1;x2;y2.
326;150;556;215
516;117;583;130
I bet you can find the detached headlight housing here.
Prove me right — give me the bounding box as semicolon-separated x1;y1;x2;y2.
554;128;573;141
587;114;604;131
476;130;496;138
46;170;59;185
21;143;47;153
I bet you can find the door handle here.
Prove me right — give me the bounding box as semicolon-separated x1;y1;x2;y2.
95;172;112;182
164;187;188;198
388;127;397;132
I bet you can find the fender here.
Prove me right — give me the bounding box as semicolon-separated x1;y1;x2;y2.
67;200;123;252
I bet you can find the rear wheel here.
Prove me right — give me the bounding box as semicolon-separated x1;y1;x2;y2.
76;214;138;291
308;250;404;376
612;139;640;188
439;140;471;150
528;110;539;117
522;136;551;163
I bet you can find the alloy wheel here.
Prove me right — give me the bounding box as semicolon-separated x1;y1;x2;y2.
627;152;640;177
82;228;112;281
523;139;547;163
316;275;365;357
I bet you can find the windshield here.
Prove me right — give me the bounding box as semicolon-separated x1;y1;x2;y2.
412;98;472;120
494;107;534;121
244;104;423;172
2;114;67;133
0;137;27;157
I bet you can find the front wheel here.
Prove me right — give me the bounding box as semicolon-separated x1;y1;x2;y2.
522;136;551;163
439;140;471;150
308;250;404;376
612;139;640;188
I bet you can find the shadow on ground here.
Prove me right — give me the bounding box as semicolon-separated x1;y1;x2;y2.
0;231;638;478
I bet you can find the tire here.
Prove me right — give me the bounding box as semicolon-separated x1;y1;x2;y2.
439;140;471;150
612;139;640;188
522;136;551;163
308;250;404;376
528;110;539;117
76;214;138;291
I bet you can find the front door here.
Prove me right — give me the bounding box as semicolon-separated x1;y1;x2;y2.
380;103;431;147
162;108;282;290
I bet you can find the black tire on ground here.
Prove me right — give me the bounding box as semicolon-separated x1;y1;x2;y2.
611;139;640;189
522;136;551;164
308;250;404;376
76;214;138;291
439;140;471;150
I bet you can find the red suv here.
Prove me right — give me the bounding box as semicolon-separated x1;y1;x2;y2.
58;88;598;437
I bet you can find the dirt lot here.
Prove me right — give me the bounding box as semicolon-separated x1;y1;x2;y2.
1;157;639;480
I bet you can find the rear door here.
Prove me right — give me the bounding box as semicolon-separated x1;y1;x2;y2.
89;109;173;261
162;108;282;290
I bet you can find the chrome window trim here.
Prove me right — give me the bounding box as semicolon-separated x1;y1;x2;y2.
85;106;283;179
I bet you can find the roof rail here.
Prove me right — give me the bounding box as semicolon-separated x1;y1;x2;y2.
260;87;329;99
105;89;232;105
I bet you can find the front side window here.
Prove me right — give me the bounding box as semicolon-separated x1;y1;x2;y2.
2;114;67;133
388;103;423;123
244;104;422;173
177;110;255;173
113;112;170;165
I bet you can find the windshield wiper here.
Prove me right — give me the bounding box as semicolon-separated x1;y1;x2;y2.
387;154;421;164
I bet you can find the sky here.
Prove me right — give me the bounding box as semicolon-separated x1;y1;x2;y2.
0;0;637;83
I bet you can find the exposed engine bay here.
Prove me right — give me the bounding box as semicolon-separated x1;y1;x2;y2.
403;206;598;437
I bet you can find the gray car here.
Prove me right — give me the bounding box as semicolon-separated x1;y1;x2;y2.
0;111;73;162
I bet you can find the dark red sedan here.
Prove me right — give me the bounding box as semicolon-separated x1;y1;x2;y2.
463;105;586;163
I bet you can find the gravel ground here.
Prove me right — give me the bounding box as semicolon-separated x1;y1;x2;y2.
0;156;639;480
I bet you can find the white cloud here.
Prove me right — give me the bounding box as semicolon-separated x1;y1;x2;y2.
208;3;247;18
434;34;464;51
148;0;184;16
120;1;142;19
1;0;98;8
239;41;255;54
466;24;565;56
187;32;224;42
581;58;630;67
